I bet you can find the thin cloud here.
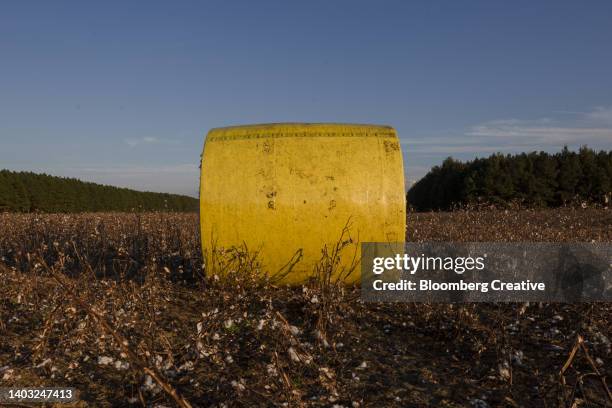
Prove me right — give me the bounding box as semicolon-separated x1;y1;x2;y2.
124;136;180;147
467;124;611;142
75;163;198;175
586;106;612;124
124;137;156;147
401;106;612;156
407;143;539;154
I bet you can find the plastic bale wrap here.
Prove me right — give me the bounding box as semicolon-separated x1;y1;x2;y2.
200;123;405;284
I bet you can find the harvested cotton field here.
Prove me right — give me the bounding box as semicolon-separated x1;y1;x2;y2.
0;209;610;407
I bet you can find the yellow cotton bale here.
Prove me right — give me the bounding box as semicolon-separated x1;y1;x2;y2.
199;123;405;284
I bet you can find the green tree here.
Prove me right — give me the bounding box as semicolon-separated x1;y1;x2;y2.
0;169;199;213
407;146;610;211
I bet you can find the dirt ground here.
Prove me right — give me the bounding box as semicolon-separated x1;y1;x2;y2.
0;209;610;407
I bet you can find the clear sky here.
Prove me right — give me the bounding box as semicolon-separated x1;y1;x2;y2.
2;1;611;196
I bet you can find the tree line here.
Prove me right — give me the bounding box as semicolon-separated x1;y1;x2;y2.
0;170;198;213
408;146;612;211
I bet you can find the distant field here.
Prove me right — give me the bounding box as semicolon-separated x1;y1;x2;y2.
0;209;610;407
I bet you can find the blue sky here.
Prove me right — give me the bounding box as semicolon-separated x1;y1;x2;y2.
1;1;611;196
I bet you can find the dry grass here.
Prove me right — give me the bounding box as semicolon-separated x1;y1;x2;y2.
0;209;610;407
